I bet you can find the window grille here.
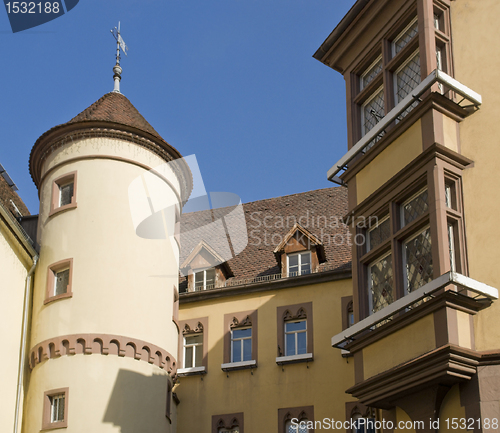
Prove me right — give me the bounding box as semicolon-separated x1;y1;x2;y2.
368;216;390;251
392;18;418;55
50;394;65;423
395;51;421;118
286;420;309;433
402;188;428;226
360;56;383;90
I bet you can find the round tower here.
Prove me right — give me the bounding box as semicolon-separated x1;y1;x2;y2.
23;89;190;432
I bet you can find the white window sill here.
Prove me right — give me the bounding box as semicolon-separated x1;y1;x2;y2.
276;353;313;365
177;366;206;376
221;360;257;371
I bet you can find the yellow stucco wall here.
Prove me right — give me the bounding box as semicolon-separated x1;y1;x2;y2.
438;385;471;433
0;221;32;433
362;314;436;380
356;120;422;204
177;278;354;433
22;355;173;433
451;0;500;351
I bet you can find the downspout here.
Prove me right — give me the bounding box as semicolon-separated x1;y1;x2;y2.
13;255;38;433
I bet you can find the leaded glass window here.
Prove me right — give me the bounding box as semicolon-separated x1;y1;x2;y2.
404;228;433;293
50;394;65;423
361;87;385;136
394;51;421;118
402;189;428;226
218;428;239;433
360;56;383;90
392;18;419;56
286;419;309;433
368;216;390;251
54;269;69;296
368;254;394;314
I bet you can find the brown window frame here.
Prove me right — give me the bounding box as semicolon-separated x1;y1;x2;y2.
212;412;244;433
44;258;74;305
49;171;77;217
42;388;69;430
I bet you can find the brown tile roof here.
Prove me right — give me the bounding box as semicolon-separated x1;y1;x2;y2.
67;92;165;142
179;186;351;290
0;167;30;218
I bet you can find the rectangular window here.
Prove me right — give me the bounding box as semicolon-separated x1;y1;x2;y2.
403;227;433;294
45;259;73;305
367;215;390;251
50;171;77;216
231;328;252;362
448;223;456;272
360;56;383;90
368;253;394;314
194;268;215;291
184;334;203;368
287;252;311;277
42;388;69;430
392;17;419;56
401;188;429;226
394;50;421;118
361;87;385;137
285;320;307;356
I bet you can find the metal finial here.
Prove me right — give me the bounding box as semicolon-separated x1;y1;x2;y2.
110;21;128;93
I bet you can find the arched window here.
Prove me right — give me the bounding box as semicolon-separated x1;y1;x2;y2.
285;418;309;433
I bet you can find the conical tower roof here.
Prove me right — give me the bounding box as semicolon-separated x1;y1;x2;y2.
29;92;190;199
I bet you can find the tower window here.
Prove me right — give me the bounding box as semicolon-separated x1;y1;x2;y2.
50;171;77;216
45;259;73;304
42;388;69;429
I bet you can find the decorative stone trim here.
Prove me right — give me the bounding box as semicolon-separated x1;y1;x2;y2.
29;333;177;378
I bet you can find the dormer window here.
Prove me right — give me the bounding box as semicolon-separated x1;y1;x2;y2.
287;252;311;277
194;268;215;291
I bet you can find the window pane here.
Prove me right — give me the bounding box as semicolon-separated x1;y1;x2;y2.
54;269;69;296
194;271;204;290
185;346;193;368
448;224;456;272
361;88;385;151
59;183;73;206
300;253;311;275
402;189;428;226
297;332;307;355
232;339;241;362
395;51;421;117
243;338;252;361
369;254;394;314
233;328;252;339
205;268;215;288
404;228;433;293
185;334;203;345
51;395;64;422
285;321;306;332
393;19;418;55
195;345;203;367
285;333;296;356
368;217;390;250
289;255;299;267
361;56;383;89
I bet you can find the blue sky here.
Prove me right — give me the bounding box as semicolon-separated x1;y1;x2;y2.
0;0;355;214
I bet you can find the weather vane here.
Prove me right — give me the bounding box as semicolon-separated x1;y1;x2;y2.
110;22;129;93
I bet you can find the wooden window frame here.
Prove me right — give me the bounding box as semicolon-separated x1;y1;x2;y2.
177;317;208;375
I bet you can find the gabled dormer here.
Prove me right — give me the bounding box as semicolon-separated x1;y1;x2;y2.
181;241;233;291
273;223;326;277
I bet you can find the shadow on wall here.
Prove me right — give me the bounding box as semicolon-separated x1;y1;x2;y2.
103;369;170;433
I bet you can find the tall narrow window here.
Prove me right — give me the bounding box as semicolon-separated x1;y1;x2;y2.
50;171;77;216
368;253;394;314
448;224;456;272
50;394;65;423
287;252;311;277
184;334;203;368
231;328;252;363
285;320;307;356
403;227;433;294
45;259;73;304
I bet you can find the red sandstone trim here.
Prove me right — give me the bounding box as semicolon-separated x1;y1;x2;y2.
29;333;177;378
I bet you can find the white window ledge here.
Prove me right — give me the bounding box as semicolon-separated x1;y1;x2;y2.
177;366;206;376
276;353;313;365
221;360;257;371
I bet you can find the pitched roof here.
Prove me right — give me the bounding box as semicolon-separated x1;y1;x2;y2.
179;186;351;290
67;92;165;142
0;167;30;218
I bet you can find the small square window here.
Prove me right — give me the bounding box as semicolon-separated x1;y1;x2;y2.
285;320;307;357
287;252;311;277
42;388;68;430
45;259;73;305
231;328;252;363
50;171;77;216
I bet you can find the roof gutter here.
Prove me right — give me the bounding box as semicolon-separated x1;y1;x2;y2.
313;0;370;65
